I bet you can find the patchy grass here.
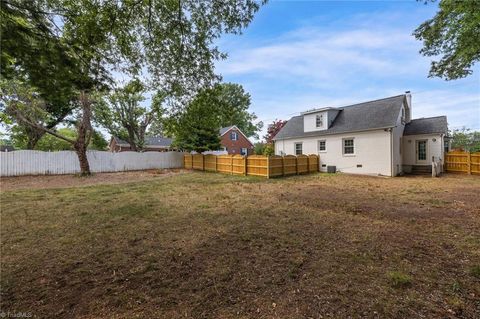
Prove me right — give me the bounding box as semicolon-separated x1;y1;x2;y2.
387;271;412;288
471;265;480;279
1;172;480;318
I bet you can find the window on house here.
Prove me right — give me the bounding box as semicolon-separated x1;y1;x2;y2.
295;142;303;155
318;140;326;152
343;138;354;155
444;139;449;153
240;148;247;155
230;131;238;141
316;114;324;128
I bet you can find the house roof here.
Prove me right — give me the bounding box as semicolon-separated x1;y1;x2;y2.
112;136;173;148
403;116;448;136
274;95;406;140
219;126;236;136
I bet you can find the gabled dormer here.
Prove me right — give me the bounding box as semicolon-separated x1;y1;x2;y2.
302;107;340;132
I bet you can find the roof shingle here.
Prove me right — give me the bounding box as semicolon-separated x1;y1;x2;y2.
403;116;448;136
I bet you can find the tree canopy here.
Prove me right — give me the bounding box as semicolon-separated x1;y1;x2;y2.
414;0;480;80
450;127;480;152
94;80;165;151
171;99;221;152
264;119;287;144
167;82;261;152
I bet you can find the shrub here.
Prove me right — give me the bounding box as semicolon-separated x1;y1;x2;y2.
388;271;412;288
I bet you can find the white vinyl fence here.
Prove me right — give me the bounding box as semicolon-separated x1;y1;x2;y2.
0;150;185;177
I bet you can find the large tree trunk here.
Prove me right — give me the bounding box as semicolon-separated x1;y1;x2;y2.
75;91;94;175
126;129;138;152
74;141;90;175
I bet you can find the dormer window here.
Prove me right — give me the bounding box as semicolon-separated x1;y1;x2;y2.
316;114;324;128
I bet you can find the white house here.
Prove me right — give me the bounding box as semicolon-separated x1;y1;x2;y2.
273;93;448;176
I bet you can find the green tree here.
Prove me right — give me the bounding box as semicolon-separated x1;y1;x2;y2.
215;83;263;138
171;98;221;152
263;143;274;156
94;80;165;151
166;83;262;138
89;131;109;151
414;0;480;80
450;127;480;152
35;128;76;151
254;142;266;155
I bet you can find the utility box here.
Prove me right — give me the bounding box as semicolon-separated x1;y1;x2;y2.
327;165;336;173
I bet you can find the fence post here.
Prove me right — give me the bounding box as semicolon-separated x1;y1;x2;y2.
295;155;298;175
231;155;233;175
282;156;285;176
468;152;471;175
267;156;270;179
215;155;218;173
244;155;247;176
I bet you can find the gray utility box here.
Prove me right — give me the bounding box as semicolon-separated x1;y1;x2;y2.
327;166;336;173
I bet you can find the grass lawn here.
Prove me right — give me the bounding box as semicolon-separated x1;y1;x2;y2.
1;172;479;318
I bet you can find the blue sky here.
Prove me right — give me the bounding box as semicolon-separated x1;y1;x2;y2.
215;0;480;141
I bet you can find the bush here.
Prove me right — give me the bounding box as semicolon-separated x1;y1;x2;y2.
263;144;274;156
387;271;412;288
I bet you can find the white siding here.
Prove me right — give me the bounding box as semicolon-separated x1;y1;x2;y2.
275;129;392;176
402;134;444;166
0;150;185;177
304;111;328;132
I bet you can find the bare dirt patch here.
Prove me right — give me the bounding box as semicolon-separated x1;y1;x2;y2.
1;172;479;318
0;169;188;191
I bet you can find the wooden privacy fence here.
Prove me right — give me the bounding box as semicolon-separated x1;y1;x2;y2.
184;154;320;178
445;151;480;175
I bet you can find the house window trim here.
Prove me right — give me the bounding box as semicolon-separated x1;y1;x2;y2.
342;137;355;156
318;139;327;153
230;131;238;141
316;114;324;128
240;147;248;156
294;142;303;155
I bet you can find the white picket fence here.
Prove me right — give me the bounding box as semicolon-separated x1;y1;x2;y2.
0;150;185;177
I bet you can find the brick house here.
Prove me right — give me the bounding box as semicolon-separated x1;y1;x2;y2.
219;126;254;155
109;136;173;152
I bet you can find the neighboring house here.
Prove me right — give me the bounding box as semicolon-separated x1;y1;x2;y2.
109;136;173;152
273;93;448;176
219;126;254;155
0;145;15;152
